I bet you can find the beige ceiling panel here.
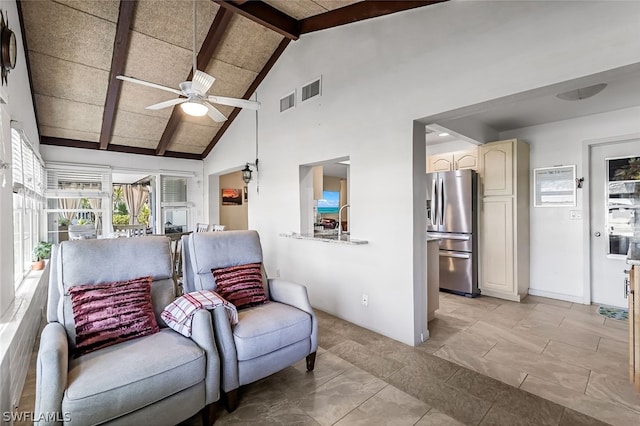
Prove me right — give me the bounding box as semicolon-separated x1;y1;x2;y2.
112;110;168;142
21;0;116;70
36;95;103;134
54;0;120;22
214;15;284;73
30;52;109;106
133;0;219;50
39;126;100;143
110;137;158;150
117;83;175;119
168;121;222;154
168;122;219;152
165;141;207;155
264;0;327;20
123;31;192;89
204;59;257;99
314;0;362;11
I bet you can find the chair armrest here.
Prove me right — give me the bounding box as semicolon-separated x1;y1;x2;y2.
212;307;239;393
35;323;68;425
268;278;318;353
188;309;220;405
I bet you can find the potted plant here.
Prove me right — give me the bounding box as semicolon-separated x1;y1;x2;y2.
32;241;52;271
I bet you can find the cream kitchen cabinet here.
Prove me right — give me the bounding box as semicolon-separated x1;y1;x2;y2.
427;153;454;172
478;140;513;196
427;148;477;172
478;139;529;302
454;150;478;170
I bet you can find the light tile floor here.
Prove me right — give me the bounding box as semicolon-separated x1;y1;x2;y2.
15;293;639;425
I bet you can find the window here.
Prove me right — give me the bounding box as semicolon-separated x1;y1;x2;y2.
44;163;111;243
161;176;189;234
12;128;45;287
607;156;640;256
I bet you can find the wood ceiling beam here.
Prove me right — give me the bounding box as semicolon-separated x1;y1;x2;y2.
212;0;299;40
155;7;233;156
16;1;41;136
99;0;137;150
41;136;201;160
299;0;447;34
202;37;290;158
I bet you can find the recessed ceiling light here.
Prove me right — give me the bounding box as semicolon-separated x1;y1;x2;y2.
438;132;450;137
556;83;607;101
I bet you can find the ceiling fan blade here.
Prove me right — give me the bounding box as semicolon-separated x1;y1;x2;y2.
207;95;261;110
145;98;187;110
191;70;215;95
205;102;228;122
117;75;183;96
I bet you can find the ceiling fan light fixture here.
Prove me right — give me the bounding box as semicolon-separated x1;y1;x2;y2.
181;99;208;116
556;83;607;101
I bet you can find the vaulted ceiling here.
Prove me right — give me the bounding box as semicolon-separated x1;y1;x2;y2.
17;0;445;160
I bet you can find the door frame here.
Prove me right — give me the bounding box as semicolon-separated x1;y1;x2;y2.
581;132;640;304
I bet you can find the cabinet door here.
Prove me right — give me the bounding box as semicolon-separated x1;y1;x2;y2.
480;197;514;295
427;154;453;172
479;141;513;196
454;149;478;170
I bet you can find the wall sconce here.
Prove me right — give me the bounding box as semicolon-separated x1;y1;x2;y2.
242;159;259;184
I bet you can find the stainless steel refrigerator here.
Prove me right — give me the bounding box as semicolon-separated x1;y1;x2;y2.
426;169;479;297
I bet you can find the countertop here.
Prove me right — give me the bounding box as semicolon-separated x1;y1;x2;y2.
427;237;439;242
280;232;368;245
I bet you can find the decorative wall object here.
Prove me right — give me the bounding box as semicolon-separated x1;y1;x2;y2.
534;165;576;207
222;188;242;205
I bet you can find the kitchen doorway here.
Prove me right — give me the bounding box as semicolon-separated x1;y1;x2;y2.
219;170;248;230
588;136;640;308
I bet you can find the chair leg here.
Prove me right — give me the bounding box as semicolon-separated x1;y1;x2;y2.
224;389;239;413
306;351;317;371
201;402;217;425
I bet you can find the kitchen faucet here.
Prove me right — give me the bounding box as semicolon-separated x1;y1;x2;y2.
338;204;350;238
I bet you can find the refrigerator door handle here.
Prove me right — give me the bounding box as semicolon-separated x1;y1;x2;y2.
428;233;470;241
439;251;471;259
431;178;438;227
438;178;444;226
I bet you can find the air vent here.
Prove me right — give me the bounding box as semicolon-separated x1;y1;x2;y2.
301;78;321;102
280;92;295;112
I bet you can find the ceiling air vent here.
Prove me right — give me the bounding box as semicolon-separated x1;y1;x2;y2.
301;78;321;102
280;92;295;112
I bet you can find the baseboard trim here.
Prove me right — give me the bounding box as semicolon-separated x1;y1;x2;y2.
528;288;585;304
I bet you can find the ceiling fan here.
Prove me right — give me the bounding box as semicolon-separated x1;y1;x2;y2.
116;1;259;122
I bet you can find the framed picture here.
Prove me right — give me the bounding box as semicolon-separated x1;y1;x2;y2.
533;165;576;207
243;186;248;202
222;188;242;205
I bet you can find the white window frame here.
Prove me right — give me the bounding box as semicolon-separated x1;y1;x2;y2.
11;128;45;288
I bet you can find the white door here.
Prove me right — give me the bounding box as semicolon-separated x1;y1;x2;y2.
590;138;640;308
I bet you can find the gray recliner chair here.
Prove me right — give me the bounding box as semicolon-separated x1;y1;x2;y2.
35;236;220;425
182;230;317;411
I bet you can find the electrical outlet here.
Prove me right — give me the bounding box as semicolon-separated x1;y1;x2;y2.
361;294;368;307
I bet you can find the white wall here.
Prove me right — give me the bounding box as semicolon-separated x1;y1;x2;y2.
0;0;45;414
501;106;640;302
204;1;640;345
40;145;206;228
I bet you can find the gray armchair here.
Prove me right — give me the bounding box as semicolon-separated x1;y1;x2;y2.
35;236;220;425
182;230;317;411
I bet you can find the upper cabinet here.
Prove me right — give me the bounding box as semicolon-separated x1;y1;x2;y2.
454;150;478;170
478;140;513;196
427;148;478;172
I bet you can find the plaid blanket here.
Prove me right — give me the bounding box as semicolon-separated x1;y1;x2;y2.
161;290;238;337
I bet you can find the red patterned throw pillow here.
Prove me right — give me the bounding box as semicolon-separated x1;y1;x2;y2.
212;263;268;310
69;276;159;357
